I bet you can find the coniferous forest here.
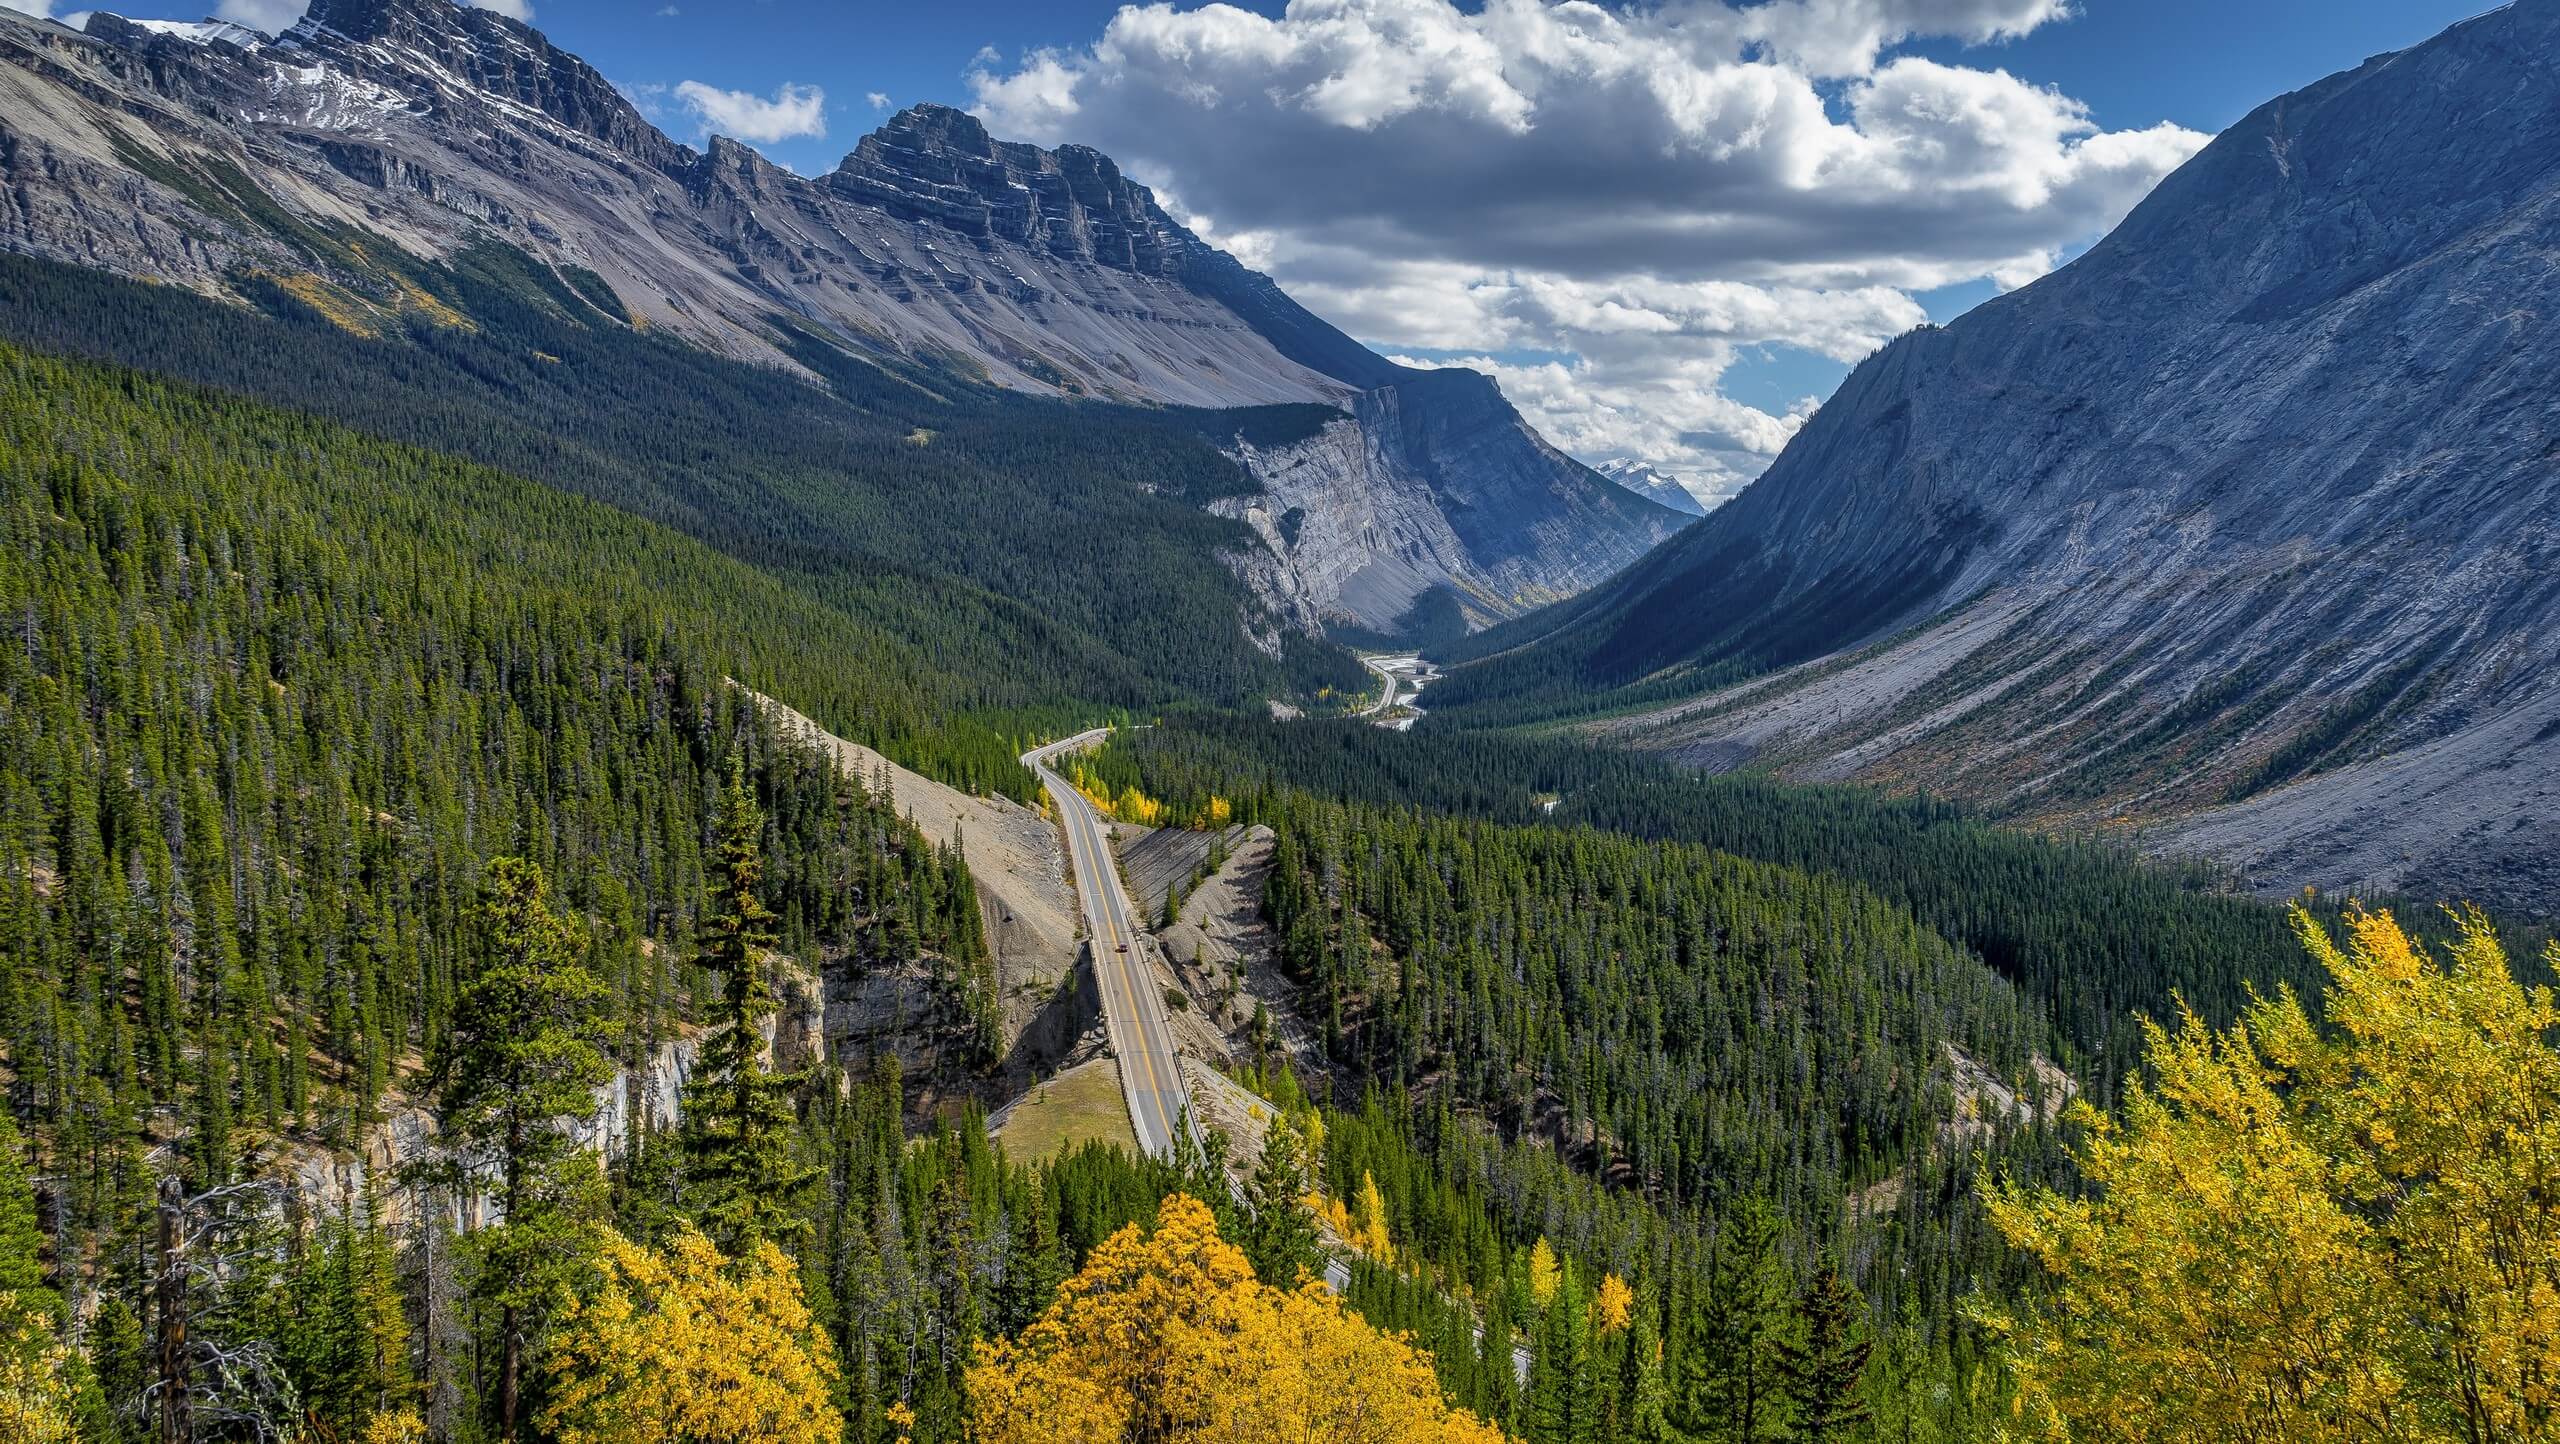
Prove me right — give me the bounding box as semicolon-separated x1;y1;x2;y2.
1;161;2556;1444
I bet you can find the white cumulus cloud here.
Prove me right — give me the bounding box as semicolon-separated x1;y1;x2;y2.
970;0;2206;493
674;79;828;143
0;0;53;16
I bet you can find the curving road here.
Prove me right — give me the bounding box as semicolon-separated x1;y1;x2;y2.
1023;730;1197;1163
1360;654;1408;717
1358;653;1439;729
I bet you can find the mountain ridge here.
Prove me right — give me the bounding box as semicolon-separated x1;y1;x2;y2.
0;0;1683;638
1437;0;2560;911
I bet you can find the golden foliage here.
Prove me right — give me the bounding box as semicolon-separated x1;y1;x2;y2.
268;273;382;338
1126;788;1169;826
1527;1237;1562;1309
1594;1273;1635;1336
388;275;474;331
1356;1171;1397;1267
970;1193;1509;1444
360;1409;427;1444
0;1298;75;1444
542;1222;842;1444
1982;906;2560;1444
1066;765;1170;827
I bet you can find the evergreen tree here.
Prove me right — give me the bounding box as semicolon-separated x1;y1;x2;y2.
422;857;615;1443
1870;1298;1946;1444
1617;1306;1675;1444
1674;1198;1796;1444
682;764;817;1251
1240;1122;1322;1287
994;1173;1065;1336
1525;1279;1603;1444
1786;1264;1874;1443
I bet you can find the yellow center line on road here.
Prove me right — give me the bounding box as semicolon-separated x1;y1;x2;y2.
1035;742;1186;1160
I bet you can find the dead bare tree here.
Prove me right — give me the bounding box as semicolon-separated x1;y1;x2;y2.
149;1177;300;1444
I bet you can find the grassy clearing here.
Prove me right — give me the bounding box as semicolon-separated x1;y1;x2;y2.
992;1056;1138;1165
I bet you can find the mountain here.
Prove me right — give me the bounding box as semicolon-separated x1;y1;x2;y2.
1437;1;2560;912
0;0;1682;638
1594;458;1710;516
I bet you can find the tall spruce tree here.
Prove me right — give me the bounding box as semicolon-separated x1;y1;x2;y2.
1525;1280;1604;1444
1786;1264;1874;1443
681;763;815;1250
0;1109;45;1304
1673;1196;1798;1444
423;857;614;1443
1240;1122;1322;1287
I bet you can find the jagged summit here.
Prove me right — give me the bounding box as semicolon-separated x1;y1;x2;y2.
1594;459;1707;517
0;0;1684;641
296;0;506;41
83;14;265;49
831;103;1196;277
278;0;685;167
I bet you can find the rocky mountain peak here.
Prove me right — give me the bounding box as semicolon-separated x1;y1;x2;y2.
834;101;1203;276
297;0;528;42
297;0;504;44
285;0;683;168
81;14;265;51
829;103;1192;276
868;102;1001;160
1595;458;1707;517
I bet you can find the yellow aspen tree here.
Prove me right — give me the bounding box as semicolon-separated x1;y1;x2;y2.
542;1223;842;1444
1528;1237;1562;1309
970;1194;1508;1444
1981;906;2560;1444
1594;1273;1635;1336
0;1301;75;1444
1357;1171;1397;1267
361;1411;427;1444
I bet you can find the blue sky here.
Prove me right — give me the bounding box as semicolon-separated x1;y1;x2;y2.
240;0;2486;179
78;0;2499;498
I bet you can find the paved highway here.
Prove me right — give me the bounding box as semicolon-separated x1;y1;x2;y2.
1023;730;1196;1163
1359;653;1439;729
1360;654;1409;716
1024;729;1504;1358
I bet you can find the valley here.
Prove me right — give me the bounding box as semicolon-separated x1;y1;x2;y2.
0;2;2554;1443
1427;1;2560;916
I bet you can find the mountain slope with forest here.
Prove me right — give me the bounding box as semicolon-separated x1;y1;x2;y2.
0;0;1683;639
1434;0;2560;912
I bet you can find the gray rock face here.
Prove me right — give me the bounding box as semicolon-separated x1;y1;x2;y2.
0;0;1679;634
1221;371;1690;632
1510;1;2560;911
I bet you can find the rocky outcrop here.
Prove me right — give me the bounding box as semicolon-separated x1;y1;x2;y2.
1220;372;1689;633
0;2;1680;635
1472;1;2560;911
